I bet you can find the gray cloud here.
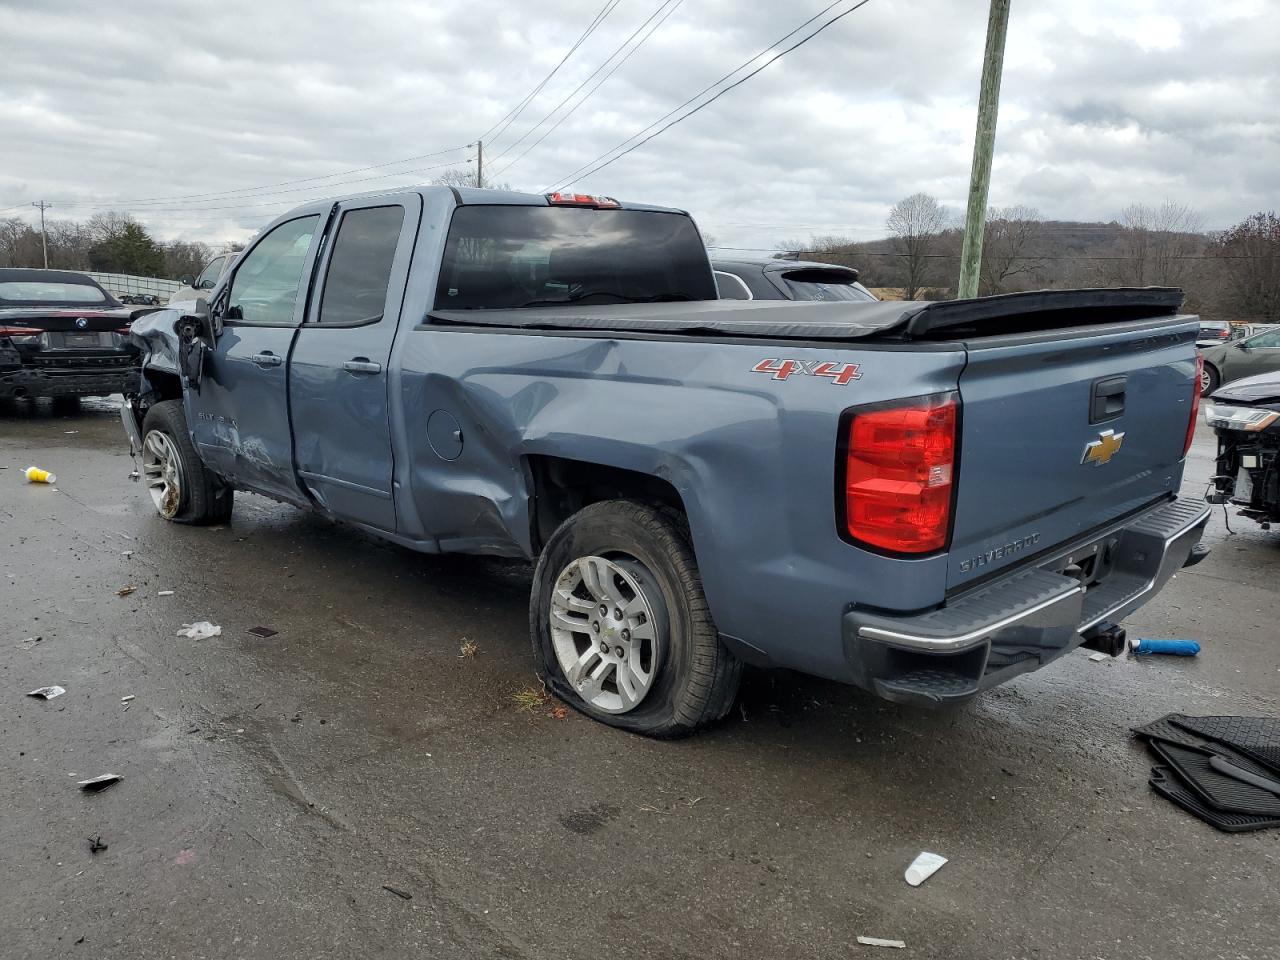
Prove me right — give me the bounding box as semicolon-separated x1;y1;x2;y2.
1;0;1276;253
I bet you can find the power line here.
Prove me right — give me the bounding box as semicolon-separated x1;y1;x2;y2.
477;0;624;153
45;145;470;209
545;0;869;191
486;0;683;181
707;245;1278;261
43;159;466;215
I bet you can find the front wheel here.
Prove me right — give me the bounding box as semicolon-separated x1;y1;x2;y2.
140;400;233;524
1200;362;1220;397
530;501;741;738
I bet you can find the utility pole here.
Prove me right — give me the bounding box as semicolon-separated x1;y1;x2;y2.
32;201;51;269
956;0;1011;300
475;139;484;189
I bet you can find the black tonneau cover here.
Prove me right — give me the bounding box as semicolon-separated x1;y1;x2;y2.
429;288;1184;342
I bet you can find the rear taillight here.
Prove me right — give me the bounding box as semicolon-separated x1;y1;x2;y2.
840;393;958;555
1185;355;1203;456
0;326;42;337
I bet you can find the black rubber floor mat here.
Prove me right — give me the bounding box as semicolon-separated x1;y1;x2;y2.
1149;767;1280;833
1132;714;1211;749
1170;715;1280;775
1147;740;1280;816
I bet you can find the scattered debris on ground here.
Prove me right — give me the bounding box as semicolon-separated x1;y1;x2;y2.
1088;651;1110;662
550;705;569;720
121;695;135;703
78;774;122;792
512;687;550;712
116;585;136;597
157;590;174;597
381;885;412;900
1133;638;1201;656
27;685;66;700
23;466;56;484
247;625;278;638
176;622;222;640
458;638;478;658
856;936;906;949
1134;714;1280;832
905;851;947;886
18;636;42;651
87;835;108;854
121;550;133;558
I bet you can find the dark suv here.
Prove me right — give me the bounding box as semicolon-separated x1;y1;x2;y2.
712;256;877;302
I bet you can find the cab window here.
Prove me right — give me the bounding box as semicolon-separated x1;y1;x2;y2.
316;206;405;325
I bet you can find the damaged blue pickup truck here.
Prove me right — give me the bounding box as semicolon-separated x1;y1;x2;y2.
124;186;1210;737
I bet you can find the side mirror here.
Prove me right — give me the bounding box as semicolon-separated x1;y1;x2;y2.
179;275;194;287
1237;341;1251;351
199;278;217;290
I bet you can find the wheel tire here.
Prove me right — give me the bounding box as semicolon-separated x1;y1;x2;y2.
1200;362;1220;397
140;399;233;525
530;500;741;738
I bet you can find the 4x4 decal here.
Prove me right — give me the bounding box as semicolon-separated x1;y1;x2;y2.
750;359;861;385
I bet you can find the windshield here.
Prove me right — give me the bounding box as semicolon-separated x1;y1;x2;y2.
780;271;877;302
434;205;716;309
0;280;109;305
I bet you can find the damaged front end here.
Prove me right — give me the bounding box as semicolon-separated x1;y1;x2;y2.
120;300;212;479
1205;385;1280;528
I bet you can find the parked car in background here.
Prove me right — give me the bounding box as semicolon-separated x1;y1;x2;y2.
712;256;877;302
1199;327;1280;395
1197;318;1233;347
169;252;237;304
0;268;143;400
125;186;1208;737
1205;369;1280;528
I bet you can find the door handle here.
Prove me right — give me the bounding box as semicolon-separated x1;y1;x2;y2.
251;351;283;368
342;358;382;374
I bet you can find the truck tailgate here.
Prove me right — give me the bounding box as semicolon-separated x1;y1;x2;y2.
947;318;1198;589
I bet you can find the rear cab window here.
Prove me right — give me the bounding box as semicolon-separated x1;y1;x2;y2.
316;206;405;325
434;205;716;310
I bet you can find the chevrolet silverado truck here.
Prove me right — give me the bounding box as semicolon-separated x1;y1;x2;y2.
122;186;1210;737
1;268;144;400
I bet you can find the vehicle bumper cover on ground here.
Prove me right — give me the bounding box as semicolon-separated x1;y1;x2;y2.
842;497;1211;706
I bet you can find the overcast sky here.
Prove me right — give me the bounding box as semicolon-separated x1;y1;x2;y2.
1;0;1276;251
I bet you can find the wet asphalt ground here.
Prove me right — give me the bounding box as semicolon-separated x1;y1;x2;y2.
1;396;1277;960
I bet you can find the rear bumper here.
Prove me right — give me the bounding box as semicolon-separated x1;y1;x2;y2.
842;497;1211;706
0;362;138;399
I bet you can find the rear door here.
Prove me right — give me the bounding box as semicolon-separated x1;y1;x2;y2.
288;195;419;530
188;214;322;503
947;320;1198;589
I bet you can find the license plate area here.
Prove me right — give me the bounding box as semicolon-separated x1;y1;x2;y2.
58;332;103;348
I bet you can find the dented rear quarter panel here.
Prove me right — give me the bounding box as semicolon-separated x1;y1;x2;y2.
394;327;966;680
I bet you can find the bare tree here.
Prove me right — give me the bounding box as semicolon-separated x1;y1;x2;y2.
980;205;1044;295
1214;211;1280;323
1112;200;1205;288
432;167;518;193
886;193;949;299
86;210;137;244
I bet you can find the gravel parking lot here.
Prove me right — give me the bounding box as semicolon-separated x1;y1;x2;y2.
2;396;1277;960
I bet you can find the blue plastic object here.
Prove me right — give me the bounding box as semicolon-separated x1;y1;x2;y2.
1133;638;1201;656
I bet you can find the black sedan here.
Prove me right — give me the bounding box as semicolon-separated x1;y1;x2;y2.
0;269;145;400
711;256;877;302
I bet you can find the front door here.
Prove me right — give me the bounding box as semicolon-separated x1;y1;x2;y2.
288;196;420;530
187;214;323;504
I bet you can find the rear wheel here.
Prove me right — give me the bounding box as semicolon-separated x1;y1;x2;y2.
530;501;741;738
140;400;233;524
1200;362;1220;397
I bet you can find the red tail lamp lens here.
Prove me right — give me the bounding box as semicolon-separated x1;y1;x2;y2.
842;395;958;554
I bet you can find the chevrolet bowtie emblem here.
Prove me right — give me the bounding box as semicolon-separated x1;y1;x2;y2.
1082;429;1125;466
